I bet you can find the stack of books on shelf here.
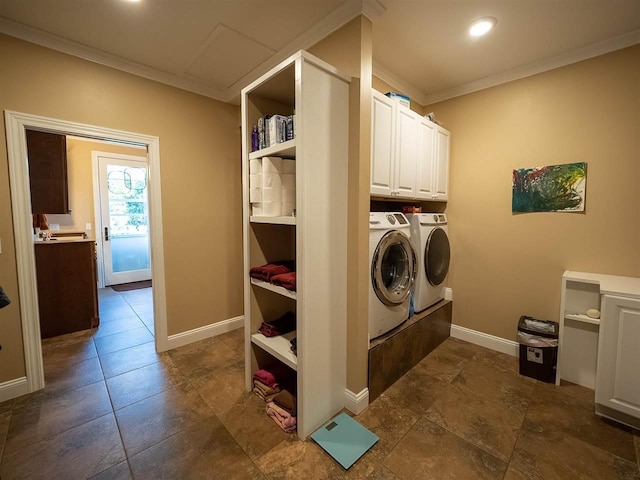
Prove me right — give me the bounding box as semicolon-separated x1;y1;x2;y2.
252;114;295;151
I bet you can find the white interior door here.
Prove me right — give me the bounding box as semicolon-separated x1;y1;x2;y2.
97;153;151;286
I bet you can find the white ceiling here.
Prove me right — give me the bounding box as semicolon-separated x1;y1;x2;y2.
1;0;639;106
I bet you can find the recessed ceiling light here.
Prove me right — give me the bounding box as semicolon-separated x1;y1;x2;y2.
469;17;496;37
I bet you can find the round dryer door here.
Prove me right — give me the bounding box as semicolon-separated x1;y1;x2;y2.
371;230;417;306
425;227;450;286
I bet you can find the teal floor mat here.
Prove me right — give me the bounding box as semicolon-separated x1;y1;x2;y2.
310;413;379;469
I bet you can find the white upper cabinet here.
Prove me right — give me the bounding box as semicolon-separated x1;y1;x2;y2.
416;118;436;199
433;126;450;201
370;91;395;197
394;106;419;198
370;89;450;201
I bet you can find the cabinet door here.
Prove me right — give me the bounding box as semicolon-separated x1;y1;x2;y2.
394;106;418;198
415;118;436;200
370;91;395;197
26;129;69;214
596;295;640;419
433;126;450;201
35;242;99;338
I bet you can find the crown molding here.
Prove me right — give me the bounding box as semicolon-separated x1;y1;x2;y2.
0;17;229;102
362;0;387;22
372;60;428;106
423;28;640;106
224;0;365;102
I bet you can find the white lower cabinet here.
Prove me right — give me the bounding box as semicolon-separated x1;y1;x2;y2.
558;271;640;429
370;89;449;201
595;294;640;425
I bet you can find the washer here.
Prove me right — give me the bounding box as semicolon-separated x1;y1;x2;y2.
369;212;417;341
407;213;450;313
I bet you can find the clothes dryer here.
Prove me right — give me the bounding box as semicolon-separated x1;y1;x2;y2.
368;212;417;341
406;213;450;313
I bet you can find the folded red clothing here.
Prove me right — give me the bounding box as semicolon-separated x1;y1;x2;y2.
258;311;296;337
249;261;295;282
271;272;296;291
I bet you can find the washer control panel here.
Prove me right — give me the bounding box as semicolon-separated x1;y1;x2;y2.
370;212;410;229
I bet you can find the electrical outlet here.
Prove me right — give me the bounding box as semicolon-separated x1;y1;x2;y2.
50;224;60;231
85;223;92;231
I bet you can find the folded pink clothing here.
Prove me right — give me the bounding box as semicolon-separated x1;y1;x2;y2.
253;369;278;388
252;364;293;389
266;401;296;433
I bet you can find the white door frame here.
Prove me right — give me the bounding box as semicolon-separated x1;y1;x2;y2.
4;110;169;394
92;151;150;289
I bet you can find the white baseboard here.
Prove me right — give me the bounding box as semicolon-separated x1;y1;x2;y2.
0;376;29;403
166;315;244;350
444;287;453;301
344;387;369;415
450;324;519;357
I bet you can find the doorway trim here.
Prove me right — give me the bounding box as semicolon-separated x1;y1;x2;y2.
4;110;169;394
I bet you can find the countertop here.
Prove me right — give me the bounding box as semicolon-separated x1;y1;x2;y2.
34;238;95;245
564;270;640;299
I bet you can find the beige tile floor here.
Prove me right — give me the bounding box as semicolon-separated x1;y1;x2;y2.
0;288;639;479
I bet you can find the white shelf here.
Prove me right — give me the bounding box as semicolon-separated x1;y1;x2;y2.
249;139;296;160
565;313;601;325
250;216;296;225
251;331;297;370
250;278;297;300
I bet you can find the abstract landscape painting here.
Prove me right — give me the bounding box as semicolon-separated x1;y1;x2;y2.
512;162;586;213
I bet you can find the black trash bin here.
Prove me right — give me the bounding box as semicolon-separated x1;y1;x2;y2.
517;316;559;383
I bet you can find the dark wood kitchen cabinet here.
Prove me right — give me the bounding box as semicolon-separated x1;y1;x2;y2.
35;241;99;339
26;129;69;214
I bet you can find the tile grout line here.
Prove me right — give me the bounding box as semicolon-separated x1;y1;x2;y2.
500;381;535;480
0;408;14;469
92;335;132;475
420;350;513;472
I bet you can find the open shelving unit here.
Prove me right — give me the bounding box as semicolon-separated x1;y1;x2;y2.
250;331;298;370
250;278;297;300
249;139;296;160
557;272;603;388
241;51;350;439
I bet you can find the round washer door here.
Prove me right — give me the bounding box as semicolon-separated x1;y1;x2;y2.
371;230;416;306
425;227;450;286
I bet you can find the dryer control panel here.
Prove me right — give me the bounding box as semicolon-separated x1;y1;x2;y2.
416;213;447;226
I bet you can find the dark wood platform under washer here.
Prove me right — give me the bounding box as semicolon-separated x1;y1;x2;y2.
368;300;452;401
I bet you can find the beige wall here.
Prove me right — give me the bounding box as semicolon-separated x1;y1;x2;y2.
0;34;243;383
428;45;640;341
372;75;425;115
309;16;373;393
47;139;146;240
